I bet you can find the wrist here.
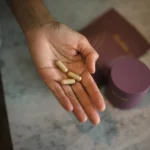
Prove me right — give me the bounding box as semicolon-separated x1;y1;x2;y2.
10;0;55;33
25;20;60;43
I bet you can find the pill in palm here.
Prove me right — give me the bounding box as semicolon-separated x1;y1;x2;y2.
56;60;68;73
61;79;76;85
68;72;82;81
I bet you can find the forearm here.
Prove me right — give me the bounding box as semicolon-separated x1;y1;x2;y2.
7;0;55;33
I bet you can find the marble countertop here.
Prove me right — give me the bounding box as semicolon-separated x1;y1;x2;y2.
0;0;150;150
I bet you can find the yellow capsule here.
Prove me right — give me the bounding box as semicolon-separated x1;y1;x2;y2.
56;60;68;73
68;72;82;81
61;79;76;85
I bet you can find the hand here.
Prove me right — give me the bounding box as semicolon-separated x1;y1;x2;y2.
26;22;106;125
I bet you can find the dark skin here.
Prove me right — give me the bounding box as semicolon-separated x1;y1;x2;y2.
8;0;106;125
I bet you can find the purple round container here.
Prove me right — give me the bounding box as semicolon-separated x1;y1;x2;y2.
106;56;150;109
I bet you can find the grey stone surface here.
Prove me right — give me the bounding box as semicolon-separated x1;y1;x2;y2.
0;0;150;150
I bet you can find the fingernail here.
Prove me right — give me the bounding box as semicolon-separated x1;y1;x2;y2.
100;104;106;112
66;105;74;112
93;117;100;125
80;116;88;123
90;66;95;74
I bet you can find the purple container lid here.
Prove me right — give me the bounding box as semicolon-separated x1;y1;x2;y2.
111;56;150;95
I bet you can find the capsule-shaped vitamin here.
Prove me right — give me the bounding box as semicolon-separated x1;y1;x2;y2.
56;60;68;73
68;72;82;81
61;79;76;85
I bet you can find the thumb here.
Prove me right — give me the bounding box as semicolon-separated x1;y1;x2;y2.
77;36;99;74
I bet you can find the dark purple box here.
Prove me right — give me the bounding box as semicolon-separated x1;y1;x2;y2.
80;9;150;85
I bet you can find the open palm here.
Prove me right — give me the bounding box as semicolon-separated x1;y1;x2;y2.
26;23;105;125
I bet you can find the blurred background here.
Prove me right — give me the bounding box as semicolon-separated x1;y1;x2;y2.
0;0;150;150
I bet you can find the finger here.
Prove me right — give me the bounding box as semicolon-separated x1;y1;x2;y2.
47;81;73;111
62;85;87;123
72;82;100;125
82;70;106;111
77;36;99;74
